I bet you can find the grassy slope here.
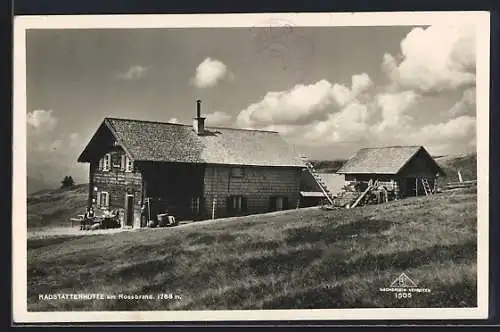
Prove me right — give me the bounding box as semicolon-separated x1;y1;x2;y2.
28;187;477;311
434;154;477;186
310;159;347;173
28;184;88;228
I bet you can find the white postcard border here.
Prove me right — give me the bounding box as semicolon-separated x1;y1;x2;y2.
13;11;491;323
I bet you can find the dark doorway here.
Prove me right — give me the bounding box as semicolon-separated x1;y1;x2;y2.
124;194;134;227
405;177;425;197
141;162;205;220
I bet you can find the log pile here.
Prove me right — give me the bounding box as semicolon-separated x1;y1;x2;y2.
444;180;477;190
333;180;397;208
333;182;364;208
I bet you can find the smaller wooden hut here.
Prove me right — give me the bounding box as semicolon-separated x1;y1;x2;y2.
336;146;445;199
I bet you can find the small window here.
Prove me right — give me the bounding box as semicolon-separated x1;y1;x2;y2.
269;196;289;211
231;167;245;178
97;191;109;207
120;154;126;171
191;196;200;214
233;196;243;211
100;154;111;171
226;195;247;214
125;155;133;172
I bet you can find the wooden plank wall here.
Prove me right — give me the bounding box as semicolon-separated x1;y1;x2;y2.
203;166;301;218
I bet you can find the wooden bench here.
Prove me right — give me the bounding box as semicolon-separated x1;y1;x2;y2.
70;214;85;228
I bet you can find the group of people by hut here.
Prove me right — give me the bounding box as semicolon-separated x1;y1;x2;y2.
79;206;121;230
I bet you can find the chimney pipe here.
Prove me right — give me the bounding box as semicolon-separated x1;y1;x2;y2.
193;99;206;135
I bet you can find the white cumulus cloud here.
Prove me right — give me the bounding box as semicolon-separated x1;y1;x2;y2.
449;88;476;116
27;110;58;133
351;73;373;96
205;111;233;126
301;101;372;145
236;74;373;129
418;115;476;142
383;23;476;93
192;58;232;88
117;65;148;80
375;90;420;131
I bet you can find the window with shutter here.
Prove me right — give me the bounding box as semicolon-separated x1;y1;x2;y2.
227;195;246;215
125;155;133;172
191;196;200;214
270;196;288;211
276;197;284;211
120;154;126;171
98;191;109;207
102;154;111;171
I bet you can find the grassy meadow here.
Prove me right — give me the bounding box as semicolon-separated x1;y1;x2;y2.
28;184;88;229
27;187;477;311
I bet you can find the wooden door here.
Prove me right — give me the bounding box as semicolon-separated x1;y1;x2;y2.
124;194;134;227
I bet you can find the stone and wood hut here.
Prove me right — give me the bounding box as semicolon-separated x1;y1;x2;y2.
77;100;305;228
336;146;445;199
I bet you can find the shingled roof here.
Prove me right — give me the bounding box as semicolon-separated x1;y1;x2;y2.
78;118;305;168
336;146;443;175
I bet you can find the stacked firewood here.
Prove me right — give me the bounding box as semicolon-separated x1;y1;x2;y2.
334;181;397;208
333;183;363;207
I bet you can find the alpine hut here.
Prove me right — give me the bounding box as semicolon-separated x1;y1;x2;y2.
77;100;305;228
336;146;445;199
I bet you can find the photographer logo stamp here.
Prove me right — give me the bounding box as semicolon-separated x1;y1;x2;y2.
379;273;432;299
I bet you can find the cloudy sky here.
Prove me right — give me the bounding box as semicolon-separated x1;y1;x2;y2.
26;22;477;189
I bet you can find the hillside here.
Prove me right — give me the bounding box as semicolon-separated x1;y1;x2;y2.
27;187;477;311
27;176;52;195
434;153;477;186
310;159;347;173
27;184;88;228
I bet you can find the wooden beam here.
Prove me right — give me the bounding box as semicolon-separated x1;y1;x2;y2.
351;181;373;208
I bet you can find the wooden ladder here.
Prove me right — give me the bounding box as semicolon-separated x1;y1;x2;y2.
421;178;433;196
301;156;335;206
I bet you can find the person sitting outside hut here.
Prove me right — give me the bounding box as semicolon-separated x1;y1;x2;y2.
81;207;96;230
98;209;118;229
